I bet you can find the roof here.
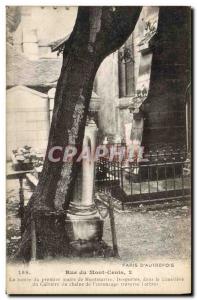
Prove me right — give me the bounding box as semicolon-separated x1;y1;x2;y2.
50;34;70;52
7;85;48;98
6;43;63;87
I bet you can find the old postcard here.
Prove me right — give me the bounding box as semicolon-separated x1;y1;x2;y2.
6;6;192;295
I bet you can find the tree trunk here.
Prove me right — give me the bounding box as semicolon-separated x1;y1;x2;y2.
15;6;142;260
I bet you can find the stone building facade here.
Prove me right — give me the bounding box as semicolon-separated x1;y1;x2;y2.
94;7;191;152
6;6;191;157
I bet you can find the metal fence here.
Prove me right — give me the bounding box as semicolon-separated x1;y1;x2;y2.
95;149;191;210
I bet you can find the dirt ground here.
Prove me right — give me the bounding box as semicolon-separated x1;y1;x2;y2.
102;204;191;261
6;179;32;257
6;178;191;261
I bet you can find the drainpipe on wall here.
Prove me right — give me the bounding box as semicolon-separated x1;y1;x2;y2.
184;83;191;176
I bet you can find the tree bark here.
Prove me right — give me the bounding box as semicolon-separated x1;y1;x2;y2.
14;6;142;260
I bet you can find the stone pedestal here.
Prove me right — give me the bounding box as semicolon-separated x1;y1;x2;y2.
65;119;103;255
66;204;103;243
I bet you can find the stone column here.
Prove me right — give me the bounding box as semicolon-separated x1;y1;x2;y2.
81;120;97;206
65;119;103;253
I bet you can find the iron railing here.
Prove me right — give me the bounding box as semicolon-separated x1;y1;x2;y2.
95;149;191;210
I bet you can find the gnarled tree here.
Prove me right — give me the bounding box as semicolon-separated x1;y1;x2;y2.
15;6;142;260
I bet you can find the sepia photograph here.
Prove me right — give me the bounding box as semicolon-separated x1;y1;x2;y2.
6;5;192;295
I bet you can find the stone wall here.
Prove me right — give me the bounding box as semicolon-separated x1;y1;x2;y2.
7;86;49;158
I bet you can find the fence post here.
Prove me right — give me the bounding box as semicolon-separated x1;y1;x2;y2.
31;215;37;261
108;197;119;258
18;176;25;235
120;162;123;190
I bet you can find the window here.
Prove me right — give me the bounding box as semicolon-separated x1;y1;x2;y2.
118;34;135;98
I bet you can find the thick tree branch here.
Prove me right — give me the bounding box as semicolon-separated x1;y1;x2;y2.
15;6;142;260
